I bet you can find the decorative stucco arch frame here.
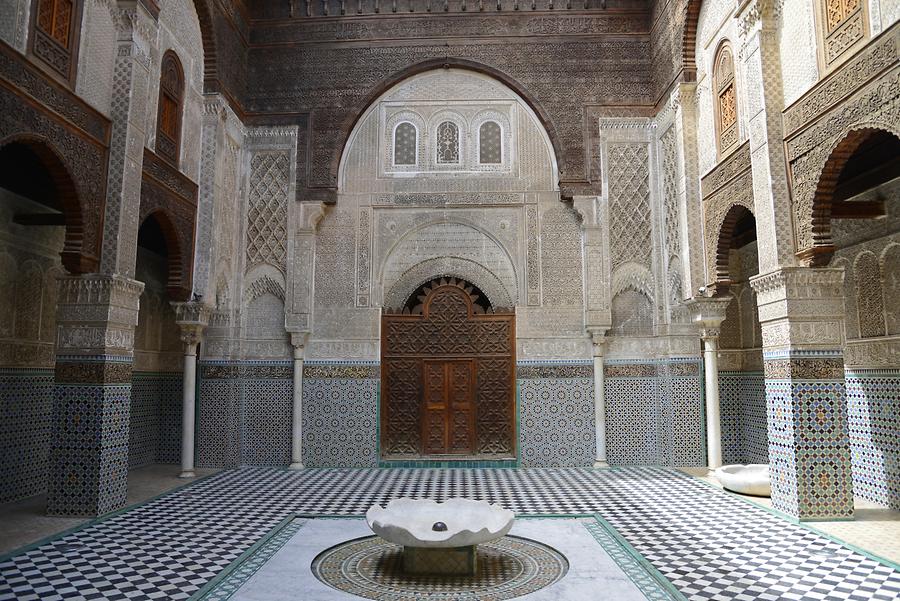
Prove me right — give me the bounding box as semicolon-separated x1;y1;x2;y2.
335;58;564;189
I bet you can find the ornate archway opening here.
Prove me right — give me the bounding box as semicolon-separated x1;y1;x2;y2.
714;204;757;293
138;211;187;301
715;205;767;464
0;138;92;274
802;128;898;266
381;278;515;460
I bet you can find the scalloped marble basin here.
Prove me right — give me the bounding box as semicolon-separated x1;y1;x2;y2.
715;464;771;497
366;498;515;548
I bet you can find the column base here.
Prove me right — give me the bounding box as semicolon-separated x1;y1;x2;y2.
593;460;609;468
179;470;196;479
289;462;305;470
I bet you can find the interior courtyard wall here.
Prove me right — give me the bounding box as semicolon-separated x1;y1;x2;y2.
0;189;63;503
0;0;29;52
694;0;748;177
829;179;900;509
129;247;182;469
75;1;117;115
598;117;704;467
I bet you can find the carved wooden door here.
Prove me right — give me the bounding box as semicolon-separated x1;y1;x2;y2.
422;360;475;455
381;278;515;459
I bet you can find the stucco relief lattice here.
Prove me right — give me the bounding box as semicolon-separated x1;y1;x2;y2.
246;152;290;270
608;144;651;271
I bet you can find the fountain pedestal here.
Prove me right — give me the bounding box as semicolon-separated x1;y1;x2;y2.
403;545;477;575
366;498;515;576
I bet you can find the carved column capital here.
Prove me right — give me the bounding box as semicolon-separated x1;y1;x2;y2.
738;0;782;39
686;296;733;340
298;201;327;233
572;196;600;227
173;301;211;351
587;327;608;357
289;331;310;359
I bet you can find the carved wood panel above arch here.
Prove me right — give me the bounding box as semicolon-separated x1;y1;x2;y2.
140;148;198;301
0;41;111;274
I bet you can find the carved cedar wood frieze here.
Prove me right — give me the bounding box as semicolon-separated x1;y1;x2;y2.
784;25;900;261
0;41;111;274
244;34;651;198
140;148;199;301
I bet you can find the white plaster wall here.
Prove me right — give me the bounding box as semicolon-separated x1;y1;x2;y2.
872;0;900;33
0;0;29;52
146;0;205;181
780;0;820;107
75;0;117;116
695;0;746;176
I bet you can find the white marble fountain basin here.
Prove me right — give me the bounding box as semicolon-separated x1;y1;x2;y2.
714;464;771;497
366;498;515;548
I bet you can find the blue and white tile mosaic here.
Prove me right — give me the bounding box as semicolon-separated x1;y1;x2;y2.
0;369;54;504
129;372;182;468
242;374;292;466
605;359;703;466
517;364;594;467
303;361;378;468
846;369;900;510
719;372;768;465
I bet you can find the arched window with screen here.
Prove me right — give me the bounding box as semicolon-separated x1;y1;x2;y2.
436;121;460;164
156;51;185;166
713;42;738;157
479;121;502;164
393;122;417;166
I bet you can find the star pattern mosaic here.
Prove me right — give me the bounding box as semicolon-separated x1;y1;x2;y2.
1;467;898;601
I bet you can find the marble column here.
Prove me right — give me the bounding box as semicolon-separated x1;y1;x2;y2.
751;267;853;520
688;297;732;471
589;329;608;467
289;332;308;469
47;274;143;516
174;302;210;479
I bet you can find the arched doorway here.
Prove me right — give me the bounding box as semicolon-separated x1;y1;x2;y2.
381;278;515;459
130;214;184;469
714;205;766;465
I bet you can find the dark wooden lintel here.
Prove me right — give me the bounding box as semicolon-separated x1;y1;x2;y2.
13;212;66;226
831;199;887;219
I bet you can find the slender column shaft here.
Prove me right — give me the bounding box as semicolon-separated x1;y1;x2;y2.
593;354;608;466
180;342;198;478
703;336;722;469
290;349;305;469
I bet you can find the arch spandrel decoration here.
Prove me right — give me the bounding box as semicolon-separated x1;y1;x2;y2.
381;279;515;459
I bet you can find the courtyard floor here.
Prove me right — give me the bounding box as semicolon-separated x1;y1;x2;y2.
0;466;898;600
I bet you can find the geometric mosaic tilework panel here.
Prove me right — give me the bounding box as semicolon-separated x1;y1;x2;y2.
46;382;132;517
241;376;292;467
0;369;54;504
605;360;703;467
518;375;595;467
664;361;704;467
846;370;900;510
719;372;768;465
129;372;182;468
197;368;241;469
2;467;899;601
764;351;854;520
303;371;378;468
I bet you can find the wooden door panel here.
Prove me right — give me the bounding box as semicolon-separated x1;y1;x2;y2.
381;282;515;459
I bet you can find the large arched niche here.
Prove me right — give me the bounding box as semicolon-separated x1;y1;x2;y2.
337;68;559;194
378;220;518;310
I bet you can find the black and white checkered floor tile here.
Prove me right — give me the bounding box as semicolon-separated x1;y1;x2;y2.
1;467;898;600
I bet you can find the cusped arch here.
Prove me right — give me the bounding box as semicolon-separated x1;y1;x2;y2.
190;0;219;93
384;257;514;312
0;135;94;274
713;202;755;290
802;126;900;265
139;210;189;301
336;59;562;187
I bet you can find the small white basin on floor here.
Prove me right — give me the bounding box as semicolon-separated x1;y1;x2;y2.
714;464;771;497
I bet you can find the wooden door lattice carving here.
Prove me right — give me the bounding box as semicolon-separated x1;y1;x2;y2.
382;278;515;458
